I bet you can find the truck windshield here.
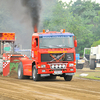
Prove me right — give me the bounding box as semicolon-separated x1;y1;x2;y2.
39;37;74;48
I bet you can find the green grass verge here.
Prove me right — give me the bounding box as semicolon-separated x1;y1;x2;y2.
75;68;100;80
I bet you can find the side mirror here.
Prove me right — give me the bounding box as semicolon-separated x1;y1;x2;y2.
74;40;77;47
33;40;36;47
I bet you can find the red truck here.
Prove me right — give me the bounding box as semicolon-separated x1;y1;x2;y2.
3;29;77;81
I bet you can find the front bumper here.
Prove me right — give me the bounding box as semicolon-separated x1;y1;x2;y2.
38;67;76;75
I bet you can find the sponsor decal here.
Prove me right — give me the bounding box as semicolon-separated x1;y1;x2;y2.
48;51;67;53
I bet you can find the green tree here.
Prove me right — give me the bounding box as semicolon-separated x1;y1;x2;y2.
91;40;100;47
43;0;95;55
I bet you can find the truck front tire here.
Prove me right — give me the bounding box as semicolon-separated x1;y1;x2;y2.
64;75;73;81
32;65;41;81
90;59;96;70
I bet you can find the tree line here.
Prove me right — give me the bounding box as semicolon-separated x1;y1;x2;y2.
43;0;100;55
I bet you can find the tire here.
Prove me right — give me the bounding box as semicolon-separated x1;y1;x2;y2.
90;59;96;70
64;75;73;81
76;64;84;69
18;62;24;79
32;65;41;81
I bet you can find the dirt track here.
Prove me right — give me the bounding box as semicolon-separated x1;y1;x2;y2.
0;75;100;100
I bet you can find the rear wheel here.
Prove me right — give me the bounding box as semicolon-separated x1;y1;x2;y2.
64;75;73;81
32;65;41;81
18;62;30;79
90;59;96;70
18;62;24;79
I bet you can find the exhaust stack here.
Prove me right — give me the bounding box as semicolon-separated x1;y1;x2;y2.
21;0;41;32
34;25;38;33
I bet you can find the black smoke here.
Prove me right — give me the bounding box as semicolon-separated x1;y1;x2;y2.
21;0;41;31
0;0;56;49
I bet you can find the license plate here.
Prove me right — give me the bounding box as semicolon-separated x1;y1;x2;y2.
54;71;62;74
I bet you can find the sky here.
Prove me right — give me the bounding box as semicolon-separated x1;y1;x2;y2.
62;0;100;3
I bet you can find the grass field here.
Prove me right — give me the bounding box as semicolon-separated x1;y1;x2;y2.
75;67;100;80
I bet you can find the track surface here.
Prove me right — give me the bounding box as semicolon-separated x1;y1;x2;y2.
0;75;100;100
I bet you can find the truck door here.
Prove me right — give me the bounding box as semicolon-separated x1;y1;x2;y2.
32;37;39;59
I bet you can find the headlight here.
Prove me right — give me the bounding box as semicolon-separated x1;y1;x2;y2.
62;64;66;68
59;64;62;68
41;65;46;68
69;63;74;67
70;69;74;71
51;65;54;69
55;64;58;68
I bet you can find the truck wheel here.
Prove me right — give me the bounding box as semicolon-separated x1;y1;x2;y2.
64;75;73;81
79;64;84;69
90;59;96;70
32;65;41;81
18;62;24;79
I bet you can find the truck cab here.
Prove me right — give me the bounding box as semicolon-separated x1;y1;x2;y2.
31;29;77;81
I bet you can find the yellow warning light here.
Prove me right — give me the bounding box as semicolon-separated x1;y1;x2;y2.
43;29;45;33
63;29;65;33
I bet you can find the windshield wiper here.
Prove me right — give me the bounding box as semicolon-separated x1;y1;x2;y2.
62;45;73;48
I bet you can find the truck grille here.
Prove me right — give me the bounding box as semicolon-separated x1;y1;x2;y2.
41;53;74;62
